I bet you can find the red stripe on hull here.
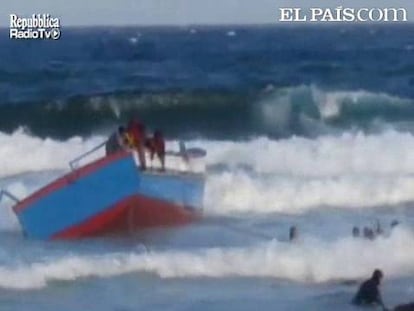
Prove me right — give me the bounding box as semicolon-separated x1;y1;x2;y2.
52;195;200;239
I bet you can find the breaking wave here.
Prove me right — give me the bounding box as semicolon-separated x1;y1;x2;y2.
1;86;414;139
206;172;414;214
0;129;105;177
0;227;412;289
1;130;414;221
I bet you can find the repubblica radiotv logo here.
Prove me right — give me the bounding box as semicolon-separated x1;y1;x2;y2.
9;14;61;40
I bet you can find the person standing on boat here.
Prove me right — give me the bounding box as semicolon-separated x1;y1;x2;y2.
145;130;166;171
127;118;147;170
105;126;130;155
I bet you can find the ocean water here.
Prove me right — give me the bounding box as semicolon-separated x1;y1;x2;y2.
1;24;414;310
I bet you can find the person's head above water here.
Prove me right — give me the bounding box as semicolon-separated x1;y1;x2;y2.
352;226;360;237
363;227;375;240
289;226;298;241
391;219;400;228
372;269;383;284
375;220;383;234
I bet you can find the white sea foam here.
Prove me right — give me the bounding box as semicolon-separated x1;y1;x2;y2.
203;131;414;176
315;88;411;120
0;228;412;290
205;171;414;214
1;130;414;220
3;129;414;179
128;37;138;45
201;130;414;213
0;129;105;178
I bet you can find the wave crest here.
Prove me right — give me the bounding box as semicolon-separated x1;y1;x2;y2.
1;86;414;139
0;228;412;289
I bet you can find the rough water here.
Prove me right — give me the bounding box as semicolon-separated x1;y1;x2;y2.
1;24;414;310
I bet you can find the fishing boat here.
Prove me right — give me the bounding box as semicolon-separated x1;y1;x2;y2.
0;142;206;240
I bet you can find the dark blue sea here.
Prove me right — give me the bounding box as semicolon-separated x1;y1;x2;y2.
0;24;414;311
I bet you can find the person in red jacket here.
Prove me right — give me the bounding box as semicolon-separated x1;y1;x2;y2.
127;118;147;170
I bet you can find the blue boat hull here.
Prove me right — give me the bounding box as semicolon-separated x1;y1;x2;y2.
13;152;205;239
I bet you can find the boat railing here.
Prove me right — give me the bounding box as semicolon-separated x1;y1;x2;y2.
68;139;206;174
165;152;205;174
0;189;20;204
69;141;107;171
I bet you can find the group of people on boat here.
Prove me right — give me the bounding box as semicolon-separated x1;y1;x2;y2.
105;118;165;171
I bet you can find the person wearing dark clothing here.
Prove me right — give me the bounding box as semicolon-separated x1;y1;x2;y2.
352;269;388;310
145;130;166;171
391;220;400;229
289;226;298;242
375;220;384;236
352;226;360;238
363;227;375;240
394;302;414;311
152;130;165;170
105;126;127;155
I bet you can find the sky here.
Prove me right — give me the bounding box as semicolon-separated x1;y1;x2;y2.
2;0;414;26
